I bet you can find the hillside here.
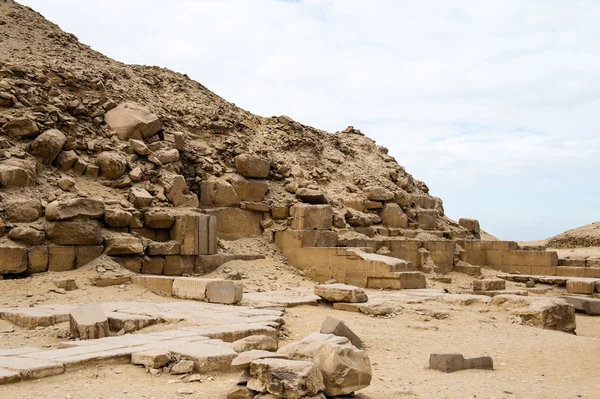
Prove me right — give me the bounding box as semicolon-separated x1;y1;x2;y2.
547;221;600;249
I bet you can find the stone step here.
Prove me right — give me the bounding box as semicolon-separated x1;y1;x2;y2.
561;296;600;315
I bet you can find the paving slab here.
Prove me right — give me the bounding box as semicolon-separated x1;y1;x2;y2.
0;367;21;385
0;347;40;357
0;356;64;380
243;290;321;307
161;341;237;373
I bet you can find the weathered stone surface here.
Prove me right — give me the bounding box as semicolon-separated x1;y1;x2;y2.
0;159;37;188
562;296;600;315
55;150;78;171
3;117;39;138
155;148;180;164
248;358;325;399
45;198;105;221
27;245;48;274
566;279;596;295
491;295;576;333
394;190;412;206
104;208;133;227
162;173;199;207
170;359;195;375
290;204;333;230
53;278;77;291
295;188;327;204
164;256;195;276
206;280;243;304
164;341;237;373
140;256;163;274
227;385;254;399
69;304;109;340
429;353;493;373
76;246;104;268
144;209;175;229
417;209;437;230
459;218;481;234
205;208;262;241
200;178;240;207
30;129;66;164
105;102;162;140
48;246;76;272
0;367;21;385
129;187;154;208
314;284;368;303
0;357;64;380
364;186;394;202
105;236;144;255
97;151;127;180
0;245;28;274
320;317;363;349
473;279;506;291
230;175;269;202
4;198;42;222
131;275;175;296
147;241;180;256
170;214;210;255
129;139;151;156
235;154;270;178
279;333;371;396
379;203;408;228
172;277;209;300
233;335;279;353
132;349;170;369
232;350;288;370
346;209;381;227
8;226;45;245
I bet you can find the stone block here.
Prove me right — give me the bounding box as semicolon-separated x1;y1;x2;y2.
112;256;142;273
417;209;437;230
235;154;270;178
314;284;368;303
27;246;48;274
204;208;262;241
105;236;144;255
320;316;363;349
379;203;408;228
230;175;269;202
0;357;64;381
55;150;77;171
240;202;270;213
162;341;238;373
164;256;195;276
53;278;77;291
130;228;155;240
170;214;211;255
45;198;105;221
131;349;171;369
104;101;162;140
231;350;288;371
458;218;480;233
291;204;333;230
429;354;493;373
46;220;103;246
343;197;365;212
172;277;209;300
274;230;338;249
131;275;175;296
0;367;21;385
556;267;587;277
0;245;28;274
412;194;437;209
206;280;244;304
472;279;506;291
69;304;109;340
4;198;42;222
129;187;153;208
270;205;288;220
147;241;181;256
48;246;76;272
566;279;596;295
364;186;394;201
144;209;175;229
232;335;279;353
247;358;325;398
141;256;164;275
296;188;327;204
200;178;240;207
76;246;104;268
562;296;600;315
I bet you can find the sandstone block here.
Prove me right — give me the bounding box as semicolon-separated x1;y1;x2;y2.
48;246;76;272
105;102;162;140
279;333;371;396
76;246;104;268
235;154;270;178
69;304;109;340
295;188;327;204
132;349;170;369
291;204;333;230
144;209;175;229
3;117;39;138
164;256;195;276
105;236;144;255
566;279;595;295
27;246;48;274
0;245;28;274
45;198;105;221
206;280;243;304
247;358;325;399
379;203;408;228
0;159;37;188
314;284;368;303
230;175;269;202
30;129;66;164
205;208;262;241
429;353;493;373
459;218;481;234
129;187;153;208
320;316;363;349
4;198;42;222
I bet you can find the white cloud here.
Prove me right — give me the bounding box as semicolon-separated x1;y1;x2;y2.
17;0;600;239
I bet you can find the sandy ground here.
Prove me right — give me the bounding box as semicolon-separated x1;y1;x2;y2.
1;264;600;399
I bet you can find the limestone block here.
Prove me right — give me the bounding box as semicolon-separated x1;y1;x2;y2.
231;350;288;371
48;246;76;272
144;209;175;229
141;256;164;275
69;304;109;340
0;245;28;274
566;279;595;295
429;353;493;373
164;174;199;207
170;214;212;255
45;198;105;221
104;208;133;227
472;279;506;291
320;316;363;349
155;148;179;164
247;358;325;399
206;280;244;304
314;284;368;303
200;178;240;207
104;101;162;140
291;204;333;230
30;129;66;164
205;208;262;241
131;349;170;369
0;159;37;188
240;202;270;213
53;278;77;291
131;275;175;296
379;203;408;228
4;198;42;222
235;154;270;178
163;341;238;373
232;335;279;353
27;246;48;274
417;209;437;230
459;218;481;233
164;256;195;276
363;186;394;202
129;187;154;208
0;357;64;381
147;241;181;256
230;175;269;202
172;277;209;300
105;236;144;255
412;194;437;209
279;333;371;396
3;117;39;138
76;246;104;268
8;226;45;245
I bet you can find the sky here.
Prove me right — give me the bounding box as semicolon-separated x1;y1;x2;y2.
18;0;600;240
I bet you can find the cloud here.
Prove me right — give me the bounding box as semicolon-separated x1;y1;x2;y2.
17;0;600;239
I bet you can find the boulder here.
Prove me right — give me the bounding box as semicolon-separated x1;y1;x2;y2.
105;236;144;255
69;303;109;340
200;178;240;207
129;139;151;156
314;284;368;303
4;198;42;222
379;203;408;228
278;333;372;396
0;159;37;188
30;129;67;164
55;150;78;171
459;218;481;234
104;102;162;140
97;151;127;180
46;220;103;246
235;154;270;178
364;186;394;202
233;335;279;353
3;117;39;138
296;188;327;204
53;277;77;291
320;317;363;349
104;208;134;227
8;226;45;245
45;198;105;221
230;175;269;202
247;358;325;399
155;148;180;164
0;245;28;274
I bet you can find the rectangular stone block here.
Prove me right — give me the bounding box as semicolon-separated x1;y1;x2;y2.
172;277;209;300
0;245;28;274
48;246;76;272
585;268;600;278
76;246;104;268
170;214;210;256
531;266;557;276
208;215;217;255
112;256;142;273
503;250;558;267
566;279;596;294
147;241;181;256
274;230;338;249
472;279;506;291
161;341;237;373
464;250;485;266
559;258;586;267
206;280;243;304
69;304;109;340
556;267;588;277
0;357;64;380
290;204;333;230
27;246;48;274
164;256;195;276
131;275;175;296
141;256;164;275
131;228;156;241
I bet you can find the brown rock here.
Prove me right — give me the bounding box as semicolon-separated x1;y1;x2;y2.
105;236;144;255
55;150;78;171
27;245;48;274
230;175;269;202
155;148;179;164
459;218;481;234
46;220;103;245
3;117;39;138
200;178;240;207
97;151;127;180
429;353;493;373
320;316;363;349
129;139;151;156
163;174;199;207
296;188;327;204
144;209;175;229
417;209;437;230
45;198;105;221
0;245;28;274
314;284;368;303
141;256;164;274
104;208;134;227
4;198;42;222
233;335;279;353
291;204;333;230
69;303;109;340
235;154;270;178
105;102;162;140
129;187;153;208
48;245;76;272
364;186;394;202
8;226;45;245
30;129;66;164
0;159;37;188
379;203;408;228
247;358;325;399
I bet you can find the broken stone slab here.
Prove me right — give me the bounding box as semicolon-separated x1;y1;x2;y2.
106;312;160;333
170;359;195;375
320;316;363;349
248;358;325;399
104;236;144;255
46;219;103;246
314;284;368;303
429;353;493;373
0;367;21;385
232;335;279;353
1;308;57;329
161;341;238;373
52;278;77;291
243;291;321;307
231;350;289;371
131;275;175;296
472;279;506;291
129;187;154;208
104;101;162;140
89;273;131;287
45;198;105;221
332;301;394;316
561;296;600;315
491;295;576;333
279;333;371;396
0;357;64;380
131;349;171;369
566;279;596;295
69;303;109;340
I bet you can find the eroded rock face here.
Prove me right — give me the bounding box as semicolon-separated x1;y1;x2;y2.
247;358;325;399
379;203;408;228
278;333;372;396
0;159;37;188
45;198;105;221
104;102;162;140
3;117;39;138
46;220;103;245
459;218;481;233
30;129;66;164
